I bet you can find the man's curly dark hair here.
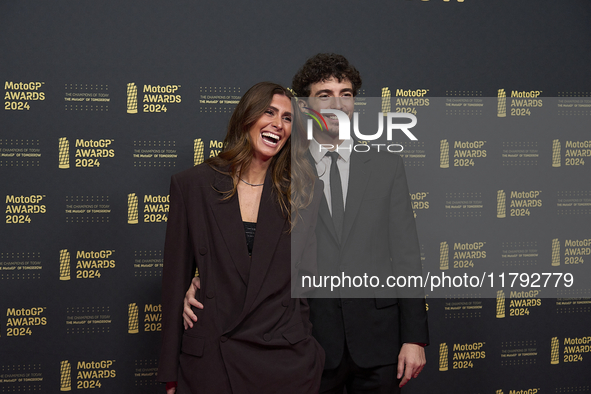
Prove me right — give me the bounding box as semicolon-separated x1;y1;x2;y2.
291;53;362;98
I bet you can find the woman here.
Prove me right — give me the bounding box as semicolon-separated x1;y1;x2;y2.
157;82;324;393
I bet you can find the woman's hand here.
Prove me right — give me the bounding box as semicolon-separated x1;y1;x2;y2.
183;277;203;329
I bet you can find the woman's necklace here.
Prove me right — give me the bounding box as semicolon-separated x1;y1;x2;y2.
239;177;264;187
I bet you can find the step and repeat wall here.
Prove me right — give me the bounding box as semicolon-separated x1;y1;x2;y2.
1;1;590;393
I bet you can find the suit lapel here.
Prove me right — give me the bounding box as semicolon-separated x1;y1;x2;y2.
341;151;370;245
242;172;286;312
210;172;250;285
222;171;287;334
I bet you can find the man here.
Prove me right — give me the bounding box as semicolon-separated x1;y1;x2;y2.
184;53;428;393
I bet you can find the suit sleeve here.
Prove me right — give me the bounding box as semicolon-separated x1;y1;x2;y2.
157;175;197;382
291;179;323;297
388;155;429;346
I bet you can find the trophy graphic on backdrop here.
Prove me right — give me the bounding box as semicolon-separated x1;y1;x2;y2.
128;193;139;224
59;137;70;169
550;337;559;365
60;360;71;391
440;242;449;270
497;89;506;117
440;140;449;168
439;343;449;371
127;83;138;114
381;87;391;115
128;303;139;334
552;140;561;167
496;290;505;318
551;239;560;266
59;249;70;281
194;138;204;166
497;190;506;218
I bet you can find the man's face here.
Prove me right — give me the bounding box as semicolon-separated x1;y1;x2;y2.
301;77;354;142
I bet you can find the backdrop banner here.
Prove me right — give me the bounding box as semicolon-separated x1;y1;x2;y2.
1;1;590;393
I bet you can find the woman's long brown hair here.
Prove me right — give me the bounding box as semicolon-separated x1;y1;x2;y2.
206;82;315;226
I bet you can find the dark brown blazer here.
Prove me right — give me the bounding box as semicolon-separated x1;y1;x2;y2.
157;164;324;393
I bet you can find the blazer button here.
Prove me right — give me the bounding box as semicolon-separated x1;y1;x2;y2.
206;290;215;299
263;333;271;342
220;336;228;343
281;298;290;307
198;247;208;255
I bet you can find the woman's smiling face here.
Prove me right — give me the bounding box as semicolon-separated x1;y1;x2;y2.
248;94;292;161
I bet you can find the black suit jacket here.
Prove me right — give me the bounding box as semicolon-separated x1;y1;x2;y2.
308;150;429;370
157;164;324;393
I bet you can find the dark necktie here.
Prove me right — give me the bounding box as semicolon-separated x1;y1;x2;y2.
327;151;344;242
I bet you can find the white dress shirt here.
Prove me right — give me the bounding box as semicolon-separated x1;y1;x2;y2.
309;138;352;215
